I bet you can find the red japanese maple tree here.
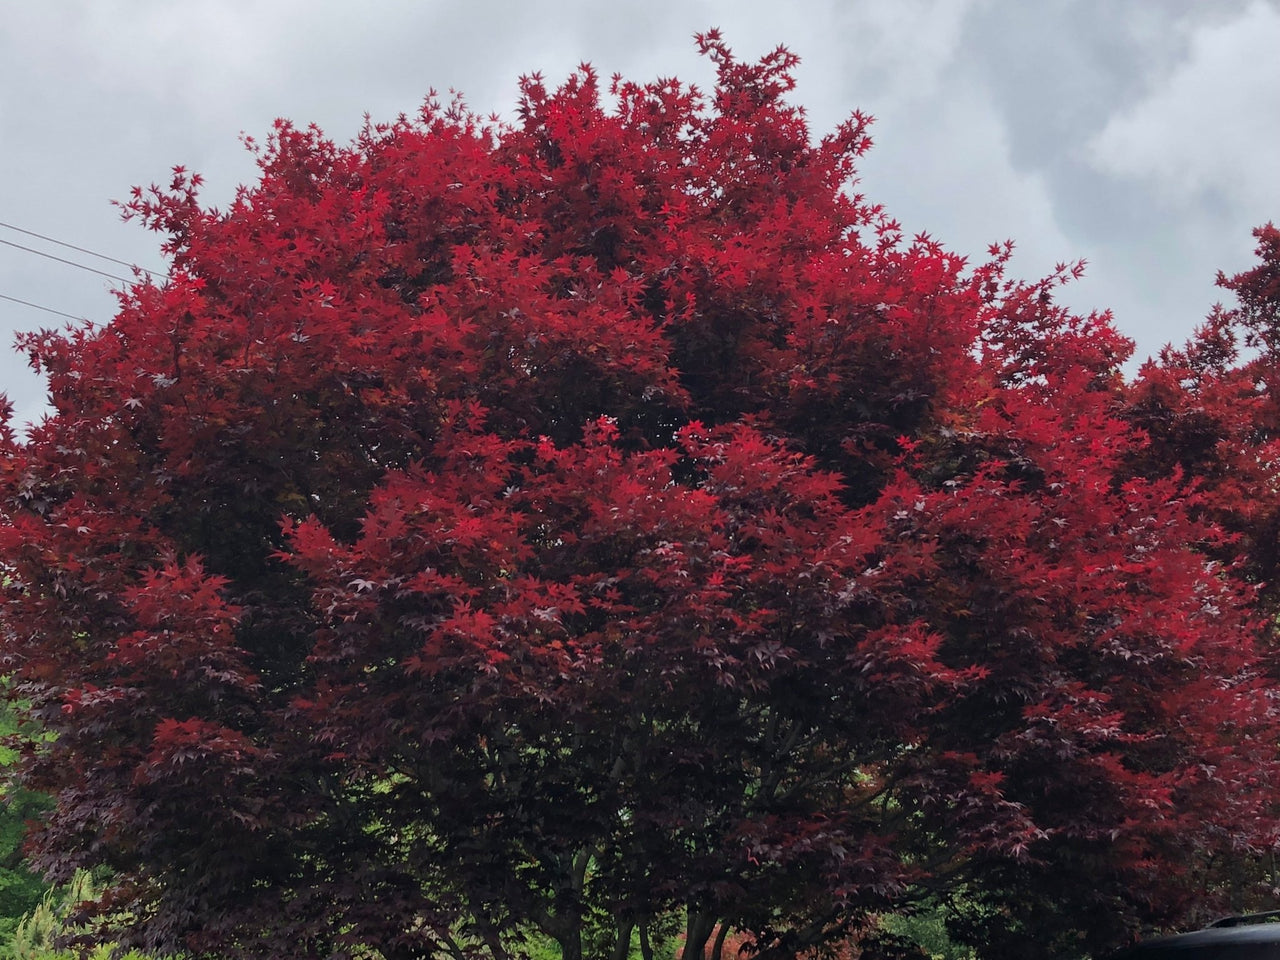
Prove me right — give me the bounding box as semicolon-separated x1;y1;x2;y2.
2;35;1277;960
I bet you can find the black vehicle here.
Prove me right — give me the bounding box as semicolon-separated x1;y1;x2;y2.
1107;913;1280;958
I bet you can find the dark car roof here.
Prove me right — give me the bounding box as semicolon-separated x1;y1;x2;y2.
1109;922;1280;958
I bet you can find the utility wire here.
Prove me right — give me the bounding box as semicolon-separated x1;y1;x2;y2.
0;291;87;323
0;219;169;280
0;237;137;285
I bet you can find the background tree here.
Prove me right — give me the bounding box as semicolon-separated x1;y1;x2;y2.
2;35;1278;960
1126;224;1280;600
1118;223;1280;917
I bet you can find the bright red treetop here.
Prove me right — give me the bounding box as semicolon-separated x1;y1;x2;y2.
2;35;1277;960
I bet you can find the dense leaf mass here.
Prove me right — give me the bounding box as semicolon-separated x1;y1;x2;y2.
2;35;1278;960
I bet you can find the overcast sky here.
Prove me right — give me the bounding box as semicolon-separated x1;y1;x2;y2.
2;0;1277;431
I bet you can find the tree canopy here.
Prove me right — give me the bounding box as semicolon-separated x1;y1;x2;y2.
2;34;1278;960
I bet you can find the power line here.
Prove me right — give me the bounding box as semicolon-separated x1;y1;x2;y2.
0;219;168;280
0;237;137;285
0;291;87;323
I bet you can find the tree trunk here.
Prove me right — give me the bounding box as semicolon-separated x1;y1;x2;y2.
612;919;636;960
710;922;731;960
683;907;718;960
639;920;655;960
557;933;583;960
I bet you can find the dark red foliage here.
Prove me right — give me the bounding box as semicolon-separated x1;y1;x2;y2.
2;36;1277;960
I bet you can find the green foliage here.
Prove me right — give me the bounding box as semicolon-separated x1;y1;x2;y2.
519;934;562;960
0;700;51;943
1;870;149;960
519;923;680;960
879;903;979;960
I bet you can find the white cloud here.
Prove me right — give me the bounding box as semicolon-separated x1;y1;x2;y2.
1087;0;1280;214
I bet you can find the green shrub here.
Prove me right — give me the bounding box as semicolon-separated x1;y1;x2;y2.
1;870;149;960
0;698;53;944
879;900;980;960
